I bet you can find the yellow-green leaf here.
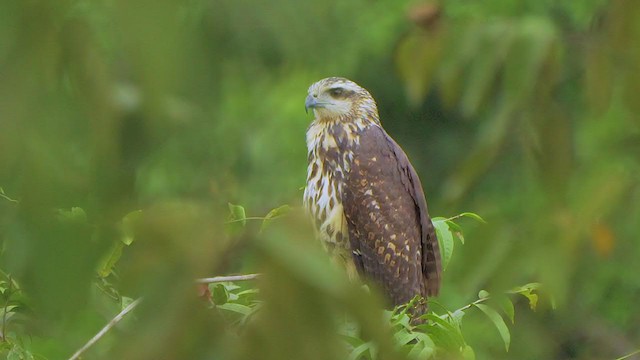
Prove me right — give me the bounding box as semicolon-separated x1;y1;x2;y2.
260;204;291;232
227;203;246;227
121;210;142;245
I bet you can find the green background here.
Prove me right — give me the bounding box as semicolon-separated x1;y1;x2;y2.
1;0;639;359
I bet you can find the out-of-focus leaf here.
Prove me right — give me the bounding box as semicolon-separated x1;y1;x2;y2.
56;207;87;223
474;304;510;351
394;330;418;346
260;204;291;232
584;41;613;114
97;211;140;277
217;302;252;316
451;309;465;324
460;22;513;116
408;342;435;359
438;22;483;108
121;210;142;245
348;342;372;360
441;106;511;202
524;293;538;311
478;290;490;299
461;345;476;360
396;29;445;105
97;241;125;278
503;17;557;109
212;284;229;305
227;203;246;226
591;222;615;258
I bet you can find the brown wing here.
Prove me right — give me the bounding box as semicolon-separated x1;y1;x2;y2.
342;125;442;307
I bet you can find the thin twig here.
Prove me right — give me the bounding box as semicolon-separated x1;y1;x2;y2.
454;296;490;313
67;297;143;360
195;273;260;284
615;349;640;360
68;273;261;359
224;216;284;224
0;193;18;204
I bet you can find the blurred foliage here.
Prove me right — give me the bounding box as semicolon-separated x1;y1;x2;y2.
0;0;639;359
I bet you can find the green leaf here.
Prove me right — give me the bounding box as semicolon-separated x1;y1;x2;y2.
459;212;486;223
407;340;435;360
524;293;538;311
56;207;87;223
451;309;466;324
510;282;542;293
422;322;458;350
227;203;246;226
433;218;454;270
413;332;435;348
260;204;291;232
121;297;136;310
217;302;252;316
423;314;465;348
474;304;510;352
236;288;260;297
499;296;515;323
394;330;418;346
446;220;465;244
461;345;476;360
121;210;142;245
97;242;125;278
478;290;490;299
509;283;541;311
406;342;424;359
348;342;372;360
212;284;229;305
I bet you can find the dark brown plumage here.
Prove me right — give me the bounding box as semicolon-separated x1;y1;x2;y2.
303;77;441;312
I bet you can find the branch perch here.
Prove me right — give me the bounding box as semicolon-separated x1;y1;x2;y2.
67;273;260;360
195;273;260;284
68;297;143;360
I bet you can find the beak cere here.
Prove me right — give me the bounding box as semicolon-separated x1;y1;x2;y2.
305;94;318;114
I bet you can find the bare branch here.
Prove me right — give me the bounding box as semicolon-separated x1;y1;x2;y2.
195;273;260;284
67;297;143;360
67;273;261;359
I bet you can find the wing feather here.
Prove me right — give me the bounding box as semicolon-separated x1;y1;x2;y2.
386;132;442;297
342;125;442;306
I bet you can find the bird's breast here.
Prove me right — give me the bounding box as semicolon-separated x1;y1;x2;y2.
303;121;362;259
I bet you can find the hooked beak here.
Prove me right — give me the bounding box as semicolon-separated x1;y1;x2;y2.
305;94;319;114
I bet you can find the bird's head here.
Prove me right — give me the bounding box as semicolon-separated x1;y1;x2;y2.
305;77;378;122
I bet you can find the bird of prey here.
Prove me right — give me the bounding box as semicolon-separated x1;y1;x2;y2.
303;77;442;312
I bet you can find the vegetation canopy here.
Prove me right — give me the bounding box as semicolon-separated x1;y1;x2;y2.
1;0;639;359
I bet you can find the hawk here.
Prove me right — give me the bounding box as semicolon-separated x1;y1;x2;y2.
303;77;442;311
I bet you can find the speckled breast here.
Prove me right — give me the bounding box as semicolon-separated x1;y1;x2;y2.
303;121;361;261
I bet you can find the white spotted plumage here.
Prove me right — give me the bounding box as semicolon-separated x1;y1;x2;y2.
303;77;379;273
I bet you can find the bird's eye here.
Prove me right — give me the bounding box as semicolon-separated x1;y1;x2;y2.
329;87;344;97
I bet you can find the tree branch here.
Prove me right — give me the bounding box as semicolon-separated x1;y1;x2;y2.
67;273;261;360
195;273;260;284
68;297;142;360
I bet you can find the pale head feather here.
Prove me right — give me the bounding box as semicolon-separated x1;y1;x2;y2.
306;77;379;123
